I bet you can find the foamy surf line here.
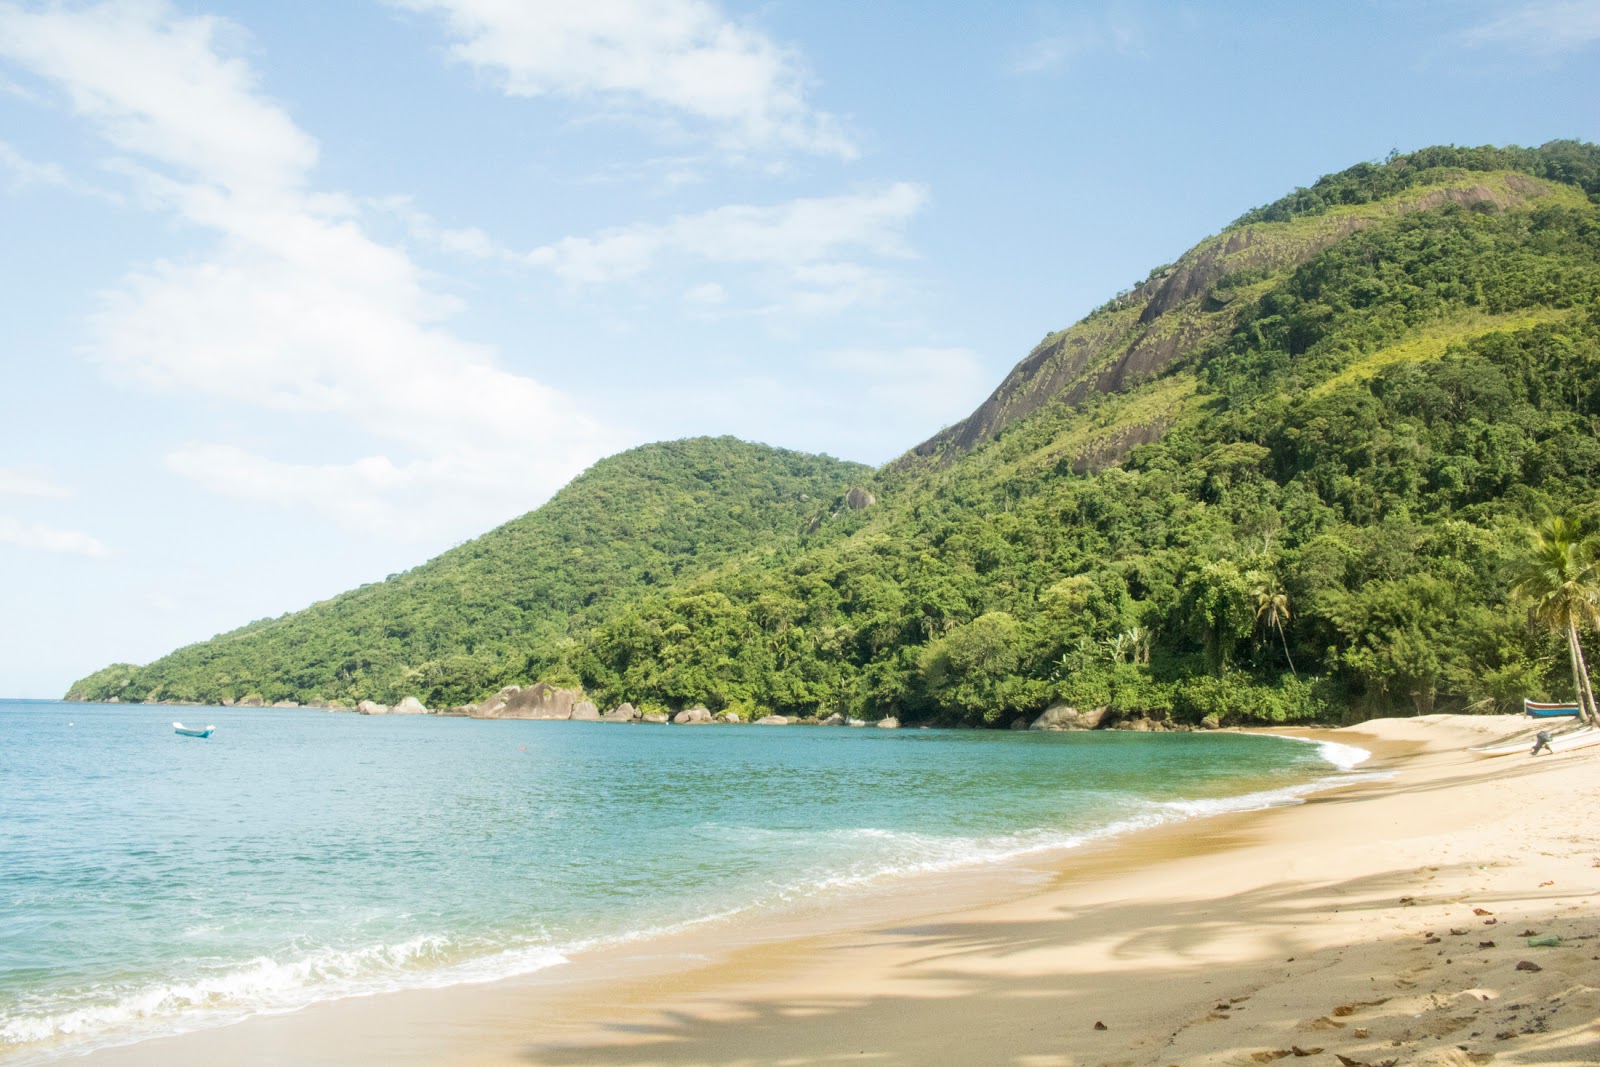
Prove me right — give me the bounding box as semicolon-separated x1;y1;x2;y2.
1;736;1373;1065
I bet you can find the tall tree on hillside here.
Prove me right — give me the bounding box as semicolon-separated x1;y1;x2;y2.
1251;575;1298;680
1508;515;1600;726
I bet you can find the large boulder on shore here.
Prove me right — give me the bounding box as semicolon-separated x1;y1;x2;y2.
600;703;639;722
717;710;741;723
271;699;300;709
755;715;790;725
640;712;669;723
238;695;264;708
818;713;846;726
570;700;600;721
673;706;714;724
876;717;900;729
358;700;389;715
391;696;428;715
474;683;583;720
1029;704;1108;731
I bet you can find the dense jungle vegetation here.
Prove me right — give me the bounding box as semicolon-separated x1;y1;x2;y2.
70;142;1600;726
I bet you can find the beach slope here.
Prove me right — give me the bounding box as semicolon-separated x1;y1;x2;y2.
78;715;1600;1066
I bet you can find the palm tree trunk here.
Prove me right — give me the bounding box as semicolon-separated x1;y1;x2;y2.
1567;622;1600;726
1576;629;1600;727
1277;622;1298;680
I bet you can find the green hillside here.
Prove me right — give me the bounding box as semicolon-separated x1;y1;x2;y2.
71;141;1600;726
66;438;872;706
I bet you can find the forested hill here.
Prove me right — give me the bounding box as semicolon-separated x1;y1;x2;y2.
71;141;1600;726
66;438;872;706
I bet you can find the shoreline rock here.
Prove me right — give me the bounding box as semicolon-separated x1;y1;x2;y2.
1029;704;1109;731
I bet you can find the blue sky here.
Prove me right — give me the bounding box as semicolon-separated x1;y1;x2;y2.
2;0;1598;697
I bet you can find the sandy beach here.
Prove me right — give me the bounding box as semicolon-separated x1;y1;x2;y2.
72;715;1600;1067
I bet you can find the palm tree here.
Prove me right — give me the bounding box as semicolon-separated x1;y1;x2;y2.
1508;515;1600;726
1251;577;1298;680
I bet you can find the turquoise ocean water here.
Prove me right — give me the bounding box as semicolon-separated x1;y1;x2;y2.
0;700;1369;1061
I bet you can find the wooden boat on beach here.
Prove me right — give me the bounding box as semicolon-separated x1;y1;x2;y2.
173;722;214;738
1524;699;1582;718
1470;722;1600;758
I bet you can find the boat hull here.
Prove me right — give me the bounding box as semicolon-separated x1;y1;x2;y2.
173;722;215;738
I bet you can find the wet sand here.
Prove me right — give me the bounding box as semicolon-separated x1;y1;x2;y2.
74;715;1600;1066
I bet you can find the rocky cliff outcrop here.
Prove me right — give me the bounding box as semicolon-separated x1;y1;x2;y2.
472;683;584;720
1029;704;1109;731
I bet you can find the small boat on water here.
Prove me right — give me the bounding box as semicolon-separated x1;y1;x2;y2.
1470;722;1600;758
1524;699;1582;718
173;722;214;738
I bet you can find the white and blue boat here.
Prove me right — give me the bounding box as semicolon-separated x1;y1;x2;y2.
172;722;214;738
1524;699;1583;718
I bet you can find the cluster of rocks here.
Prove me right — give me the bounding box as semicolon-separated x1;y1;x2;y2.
89;689;1221;732
1020;703;1222;732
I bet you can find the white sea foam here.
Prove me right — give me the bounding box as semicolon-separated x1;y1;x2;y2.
0;935;568;1058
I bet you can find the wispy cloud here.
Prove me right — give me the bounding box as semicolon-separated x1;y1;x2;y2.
390;0;855;159
0;0;620;538
0;516;109;558
1012;7;1147;76
383;182;929;315
0;467;73;498
0;138;120;200
527;183;928;313
1460;1;1600;53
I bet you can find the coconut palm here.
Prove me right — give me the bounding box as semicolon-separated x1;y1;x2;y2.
1251;577;1298;680
1508;515;1600;726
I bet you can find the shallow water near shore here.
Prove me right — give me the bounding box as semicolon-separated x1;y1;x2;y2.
0;700;1367;1062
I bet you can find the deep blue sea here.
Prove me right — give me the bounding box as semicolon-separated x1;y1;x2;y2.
0;700;1368;1061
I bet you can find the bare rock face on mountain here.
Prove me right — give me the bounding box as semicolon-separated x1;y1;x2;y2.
673;706;714;724
601;703;639;722
570;700;600;720
845;486;876;510
903;173;1565;470
1030;704;1108;731
391;696;428;715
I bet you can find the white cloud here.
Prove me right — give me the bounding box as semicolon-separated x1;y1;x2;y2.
0;0;618;537
1461;1;1600;52
0;516;109;558
1012;8;1146;75
0;468;72;498
0;138;70;189
527;183;928;312
683;281;726;305
393;0;854;159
